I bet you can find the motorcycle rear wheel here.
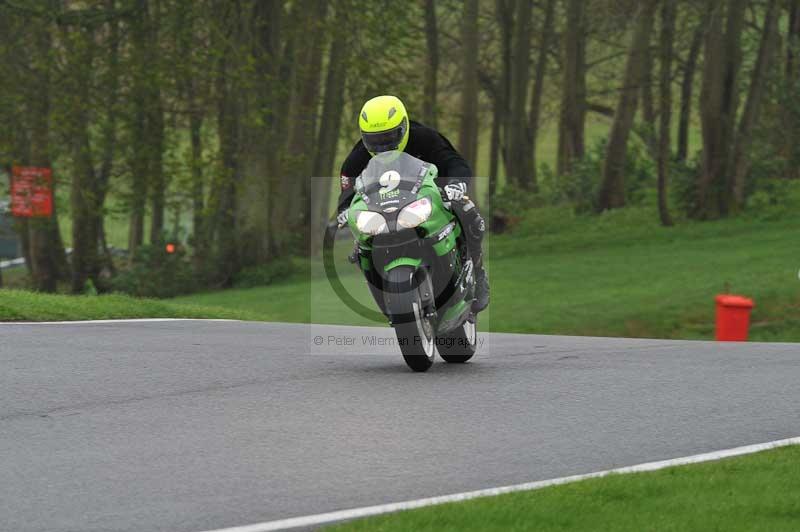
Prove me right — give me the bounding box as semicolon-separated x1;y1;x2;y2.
437;316;477;363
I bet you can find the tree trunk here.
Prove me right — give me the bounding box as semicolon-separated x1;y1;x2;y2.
146;1;165;245
507;0;533;188
640;12;657;157
677;8;708;163
266;15;295;258
787;0;799;79
496;0;515;177
598;1;657;212
280;0;327;256
27;12;68;292
526;0;557;187
68;26;101;293
422;0;439;128
489;94;500;201
657;0;675;227
311;8;349;255
97;0;120;277
729;0;779;209
209;0;245;285
557;0;586;176
189;110;204;261
458;0;480;171
128;0;149;256
696;0;745;219
147;93;165;245
230;0;281;267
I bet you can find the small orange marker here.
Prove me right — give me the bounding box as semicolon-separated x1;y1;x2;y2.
165;243;176;254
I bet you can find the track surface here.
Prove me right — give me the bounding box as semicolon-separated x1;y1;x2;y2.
1;320;798;532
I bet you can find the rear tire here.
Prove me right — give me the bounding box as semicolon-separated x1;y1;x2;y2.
437;316;477;363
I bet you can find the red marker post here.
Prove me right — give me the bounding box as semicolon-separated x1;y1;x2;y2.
715;295;754;342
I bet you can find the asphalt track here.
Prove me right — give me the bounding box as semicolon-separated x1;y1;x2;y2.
1;320;798;532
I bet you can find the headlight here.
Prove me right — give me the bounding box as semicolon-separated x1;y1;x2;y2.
397;197;432;229
355;211;388;235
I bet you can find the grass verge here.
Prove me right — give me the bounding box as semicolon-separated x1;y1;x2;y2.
0;289;262;322
5;206;799;340
174;207;800;342
326;445;800;532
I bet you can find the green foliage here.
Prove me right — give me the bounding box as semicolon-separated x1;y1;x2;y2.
669;154;702;217
537;136;656;213
110;244;198;298
83;278;98;296
233;258;299;288
745;179;800;221
488;184;540;232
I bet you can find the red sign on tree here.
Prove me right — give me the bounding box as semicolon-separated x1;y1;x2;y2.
10;166;53;218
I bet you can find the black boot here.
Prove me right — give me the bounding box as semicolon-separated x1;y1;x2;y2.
473;264;490;312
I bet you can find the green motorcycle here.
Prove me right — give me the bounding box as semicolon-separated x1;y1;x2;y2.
343;151;478;372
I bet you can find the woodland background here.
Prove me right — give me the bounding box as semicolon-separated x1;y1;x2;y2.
0;0;798;296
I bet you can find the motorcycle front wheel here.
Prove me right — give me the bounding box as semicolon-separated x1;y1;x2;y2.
386;266;436;372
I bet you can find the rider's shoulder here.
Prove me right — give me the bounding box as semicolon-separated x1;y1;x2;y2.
342;140;371;174
409;120;437;136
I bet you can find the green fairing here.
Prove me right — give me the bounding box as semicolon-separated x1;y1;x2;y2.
437;299;469;333
347;163;458;257
384;257;422;272
341;152;476;360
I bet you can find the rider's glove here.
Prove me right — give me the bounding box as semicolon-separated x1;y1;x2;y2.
443;182;468;202
336;210;349;227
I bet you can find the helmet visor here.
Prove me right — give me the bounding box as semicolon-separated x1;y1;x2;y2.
362;117;408;153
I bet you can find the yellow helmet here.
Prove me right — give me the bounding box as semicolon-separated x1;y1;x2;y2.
359;95;409;155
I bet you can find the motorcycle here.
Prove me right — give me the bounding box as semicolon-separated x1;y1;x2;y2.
337;151;478;372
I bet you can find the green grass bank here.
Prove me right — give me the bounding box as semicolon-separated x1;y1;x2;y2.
325;445;800;532
176;207;800;342
3;206;799;342
0;289;261;322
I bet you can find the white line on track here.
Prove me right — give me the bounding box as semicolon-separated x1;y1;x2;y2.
0;318;237;325
199;436;800;532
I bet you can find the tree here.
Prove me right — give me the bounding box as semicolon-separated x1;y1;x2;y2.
64;22;101;293
275;0;327;258
488;0;515;201
677;5;709;163
526;0;557;187
506;0;532;188
208;0;245;285
728;0;780;209
657;0;676;227
458;0;480;171
695;0;746;219
422;0;439;128
310;4;350;255
787;0;800;80
25;4;69;292
598;1;657;212
557;0;586;177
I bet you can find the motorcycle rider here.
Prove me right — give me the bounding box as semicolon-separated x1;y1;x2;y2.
336;95;489;312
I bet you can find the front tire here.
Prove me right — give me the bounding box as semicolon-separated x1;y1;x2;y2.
437;316;477;363
385;266;436;372
394;304;436;372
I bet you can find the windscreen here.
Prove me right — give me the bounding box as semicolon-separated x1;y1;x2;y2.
359;151;429;197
